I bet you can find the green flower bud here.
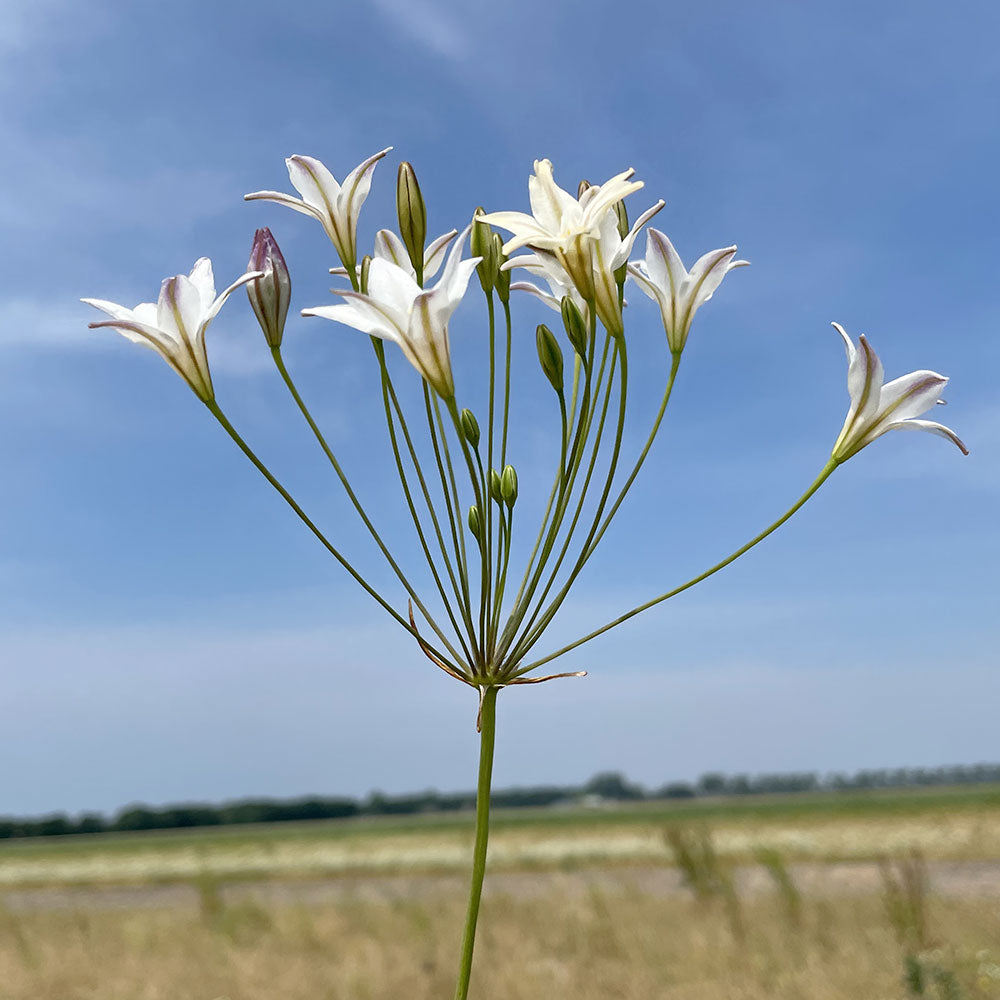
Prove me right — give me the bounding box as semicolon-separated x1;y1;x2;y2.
612;201;630;289
500;464;518;507
489;468;503;503
492;233;511;303
560;297;588;358
460;407;480;448
471;208;497;293
468;503;483;540
359;254;372;295
613;200;629;240
536;323;564;394
396;162;427;281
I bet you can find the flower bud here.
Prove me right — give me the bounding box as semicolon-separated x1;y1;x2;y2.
577;179;592;198
471;208;497;293
613;200;629;241
247;227;291;348
359;254;372;295
468;503;483;540
396;161;427;281
500;464;518;507
493;233;511;303
489;468;502;503
460;407;480;448
560;297;588;358
536;323;564;394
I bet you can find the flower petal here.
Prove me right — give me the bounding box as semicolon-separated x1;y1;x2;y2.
187;257;216;314
608;200;664;271
243;189;324;223
285;155;342;211
423;229;459;278
337;147;391;231
881;418;969;455
302;298;403;343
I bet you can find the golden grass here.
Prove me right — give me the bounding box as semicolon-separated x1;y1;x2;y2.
3;871;1000;999
3;800;999;888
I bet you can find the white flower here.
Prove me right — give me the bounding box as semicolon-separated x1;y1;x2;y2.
303;226;480;398
245;148;391;271
831;323;968;462
507;199;663;334
330;228;458;283
480;159;654;318
628;229;747;353
82;258;260;402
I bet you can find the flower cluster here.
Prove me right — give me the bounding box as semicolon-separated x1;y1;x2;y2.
82;149;967;684
80;146;968;1000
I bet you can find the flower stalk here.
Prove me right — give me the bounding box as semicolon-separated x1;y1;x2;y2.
84;150;967;1000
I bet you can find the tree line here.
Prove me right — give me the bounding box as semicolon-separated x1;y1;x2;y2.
3;762;999;840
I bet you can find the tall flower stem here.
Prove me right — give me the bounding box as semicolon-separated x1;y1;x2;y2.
453;686;499;1000
514;458;840;676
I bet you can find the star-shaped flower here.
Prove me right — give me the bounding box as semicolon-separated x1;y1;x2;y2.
303;226;480;398
245;148;391;273
82;258;260;402
628;229;747;354
830;323;968;462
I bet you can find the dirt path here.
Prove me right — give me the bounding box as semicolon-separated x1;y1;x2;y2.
4;860;999;913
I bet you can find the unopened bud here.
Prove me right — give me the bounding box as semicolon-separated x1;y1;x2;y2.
613;200;629;241
460;407;480;448
493;233;510;303
560;297;587;358
500;464;518;507
247;227;291;349
359;254;372;294
396;162;427;281
489;468;502;503
577;179;592;198
536;323;564;394
471;208;497;292
468;504;483;540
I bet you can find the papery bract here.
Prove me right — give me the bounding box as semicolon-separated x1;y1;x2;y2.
628;229;747;354
830;323;968;462
83;258;260;402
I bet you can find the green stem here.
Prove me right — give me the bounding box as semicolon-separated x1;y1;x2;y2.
514;459;840;676
203;400;461;674
272;347;466;667
453;686;498;1000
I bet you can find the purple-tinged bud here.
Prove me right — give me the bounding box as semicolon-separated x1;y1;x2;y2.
396;162;427;282
247;228;291;349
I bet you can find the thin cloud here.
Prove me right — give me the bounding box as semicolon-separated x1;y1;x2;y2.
369;0;469;64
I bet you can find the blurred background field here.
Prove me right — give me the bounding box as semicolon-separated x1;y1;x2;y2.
3;786;1000;998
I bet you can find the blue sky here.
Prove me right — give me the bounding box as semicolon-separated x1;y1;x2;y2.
1;0;998;815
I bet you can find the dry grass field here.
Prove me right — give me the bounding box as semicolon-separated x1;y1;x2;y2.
2;788;1000;998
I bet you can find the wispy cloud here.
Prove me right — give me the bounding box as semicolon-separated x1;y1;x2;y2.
368;0;470;64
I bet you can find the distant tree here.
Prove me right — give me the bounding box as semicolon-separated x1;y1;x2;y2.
584;772;644;800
